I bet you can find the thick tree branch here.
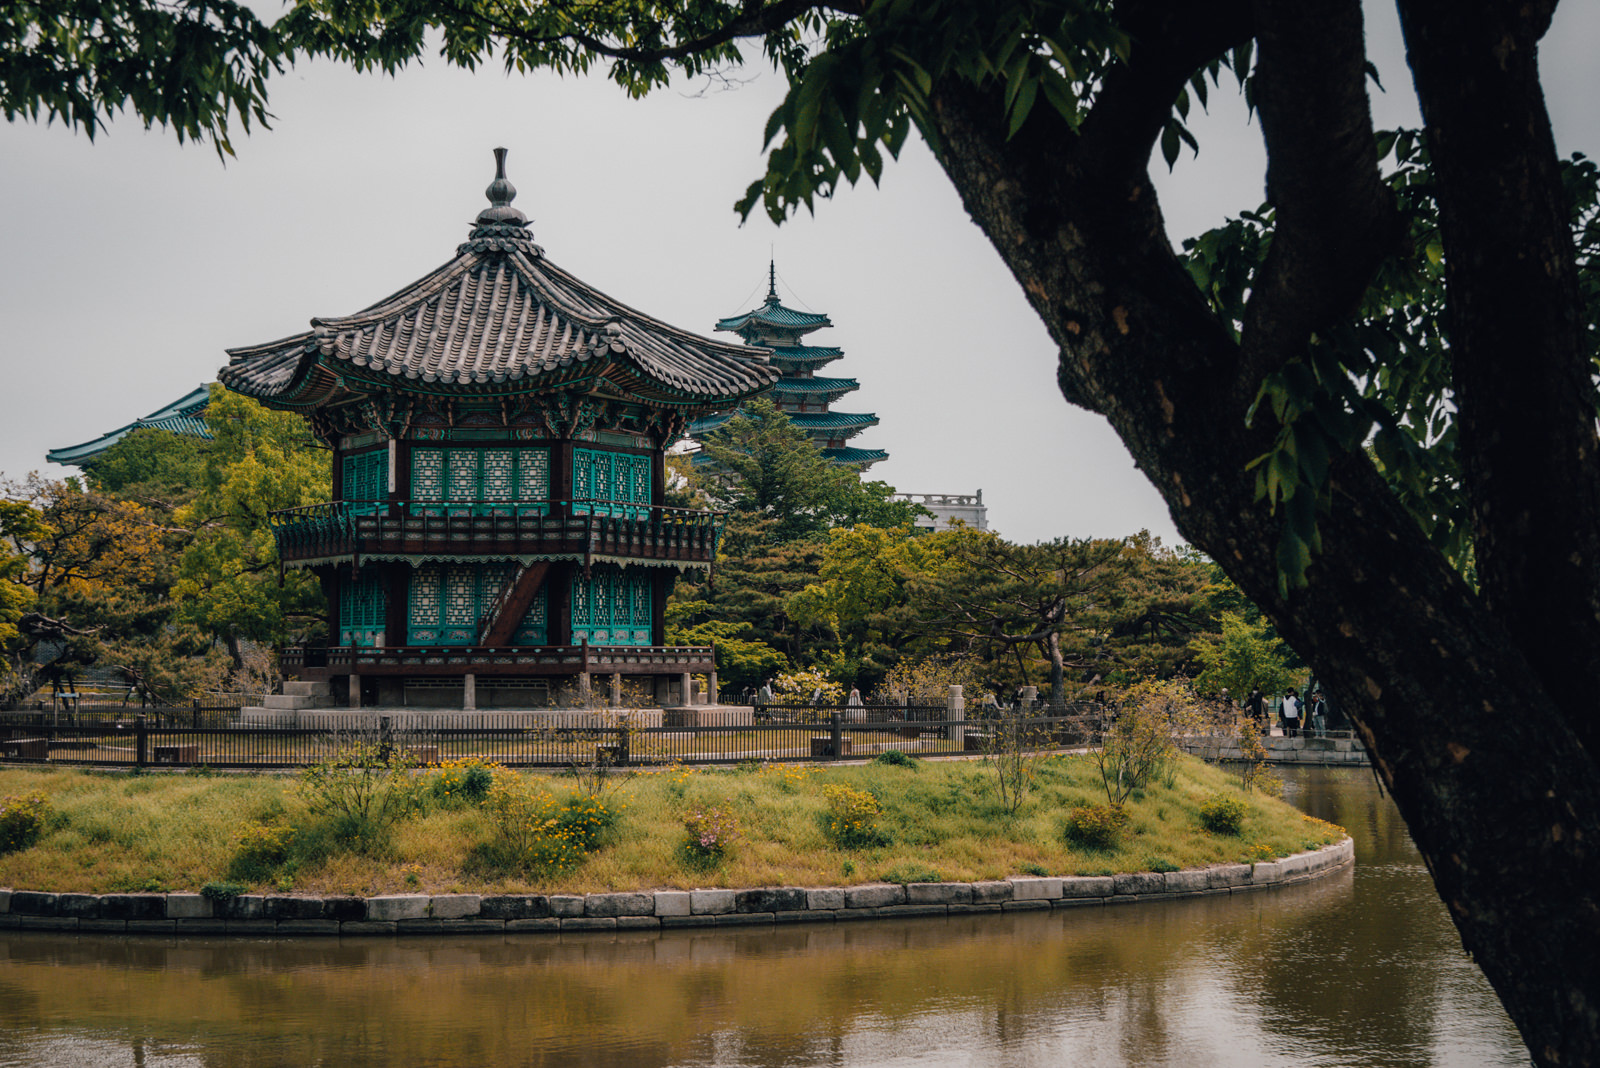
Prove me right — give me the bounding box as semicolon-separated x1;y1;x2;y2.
1397;0;1600;757
1237;0;1397;400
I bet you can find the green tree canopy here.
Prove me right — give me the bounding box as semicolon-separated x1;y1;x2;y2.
6;0;1599;1057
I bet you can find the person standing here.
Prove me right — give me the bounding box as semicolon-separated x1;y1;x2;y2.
1246;687;1267;731
1281;688;1302;738
1310;690;1329;738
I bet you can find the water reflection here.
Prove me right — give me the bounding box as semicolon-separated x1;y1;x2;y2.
0;768;1527;1067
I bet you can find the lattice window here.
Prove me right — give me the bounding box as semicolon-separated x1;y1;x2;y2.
518;450;550;503
444;565;478;629
339;570;386;647
482;450;515;502
573;450;594;501
629;456;651;506
409;567;442;631
448;452;479;503
512;585;548;645
342;450;387;514
412;450;444;502
631;574;652;626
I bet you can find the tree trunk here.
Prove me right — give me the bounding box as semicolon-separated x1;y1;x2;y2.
921;15;1600;1057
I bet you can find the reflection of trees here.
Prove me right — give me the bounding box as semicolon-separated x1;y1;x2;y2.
0;774;1520;1068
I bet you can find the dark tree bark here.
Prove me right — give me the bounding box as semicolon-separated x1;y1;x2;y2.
920;1;1600;1062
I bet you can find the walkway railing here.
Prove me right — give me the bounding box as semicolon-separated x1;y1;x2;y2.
0;708;1105;770
269;500;722;567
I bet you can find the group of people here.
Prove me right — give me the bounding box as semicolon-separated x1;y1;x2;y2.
1242;686;1330;737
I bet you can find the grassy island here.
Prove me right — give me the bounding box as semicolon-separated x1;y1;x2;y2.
0;753;1343;898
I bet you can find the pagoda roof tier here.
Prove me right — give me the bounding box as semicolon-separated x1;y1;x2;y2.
766;345;844;371
821;446;889;467
220;152;778;418
716;294;832;336
770;376;859;399
689;409;879;437
47;384;214;467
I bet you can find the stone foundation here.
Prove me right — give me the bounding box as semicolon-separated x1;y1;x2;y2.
0;838;1353;937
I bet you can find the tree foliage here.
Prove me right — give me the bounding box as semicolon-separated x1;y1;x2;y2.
6;0;1599;1057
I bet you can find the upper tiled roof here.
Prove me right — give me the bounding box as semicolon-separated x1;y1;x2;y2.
715;293;833;335
821;446;888;467
220;152;777;411
47;384;214;467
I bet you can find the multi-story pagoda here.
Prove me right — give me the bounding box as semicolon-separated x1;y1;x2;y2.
689;266;887;467
220;150;778;710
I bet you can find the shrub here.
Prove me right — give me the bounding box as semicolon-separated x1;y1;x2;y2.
1144;856;1180;873
821;783;891;849
681;806;739;869
298;740;426;854
872;750;918;769
429;758;498;808
0;792;50;855
226;820;296;882
200;882;246;902
1065;803;1128;850
473;771;617;878
1199;793;1249;835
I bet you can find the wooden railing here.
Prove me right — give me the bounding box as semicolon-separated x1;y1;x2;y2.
280;644;716;677
269;500;721;566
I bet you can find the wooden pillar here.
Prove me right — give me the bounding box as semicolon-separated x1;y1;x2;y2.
463;673;476;711
548;563;572;647
552;440;574;518
610;673;622;707
322;568;342;647
651;571;671;647
331;445;345;501
383;563;407;649
678;672;692;708
708;670;719;706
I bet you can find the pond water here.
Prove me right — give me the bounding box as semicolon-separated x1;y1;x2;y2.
0;767;1528;1067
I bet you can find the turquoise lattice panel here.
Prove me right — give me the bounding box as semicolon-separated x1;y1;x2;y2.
407;566;443;644
343;450;387;515
518;449;550;510
482;449;515;510
512;586;548;645
339;571;387;647
412;449;444;503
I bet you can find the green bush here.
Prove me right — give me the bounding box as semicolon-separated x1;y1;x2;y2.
1199;793;1250;836
0;793;50;855
1144;856;1180;873
871;750;919;769
821;783;892;849
200;882;247;902
681;806;739;869
226;820;296;882
471;771;618;879
298;741;426;854
1064;803;1128;850
429;758;498;808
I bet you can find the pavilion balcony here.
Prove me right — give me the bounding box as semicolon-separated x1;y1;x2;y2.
268;500;720;568
281;643;716;680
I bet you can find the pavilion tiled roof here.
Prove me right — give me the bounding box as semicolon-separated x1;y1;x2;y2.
220;152;778;411
47;384;214;468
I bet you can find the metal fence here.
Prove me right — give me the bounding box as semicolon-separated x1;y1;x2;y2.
0;707;1106;770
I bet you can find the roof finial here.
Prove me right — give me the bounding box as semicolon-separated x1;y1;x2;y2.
462;147;541;256
767;259;778;302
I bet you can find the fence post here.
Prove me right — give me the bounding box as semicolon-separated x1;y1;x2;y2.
136;714;148;769
830;711;843;759
947;685;966;751
193;698;200;730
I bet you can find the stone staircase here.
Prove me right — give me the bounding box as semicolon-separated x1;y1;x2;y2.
238;680;336;726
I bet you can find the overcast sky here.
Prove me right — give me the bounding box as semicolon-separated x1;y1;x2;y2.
2;3;1596;546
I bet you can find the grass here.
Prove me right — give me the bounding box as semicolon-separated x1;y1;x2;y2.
0;754;1345;896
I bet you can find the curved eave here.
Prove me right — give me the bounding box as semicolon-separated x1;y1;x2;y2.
821;447;889;467
222;247;779;407
785;411;880;433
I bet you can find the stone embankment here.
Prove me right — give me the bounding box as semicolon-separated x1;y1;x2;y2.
1179;734;1370;767
0;838;1353;937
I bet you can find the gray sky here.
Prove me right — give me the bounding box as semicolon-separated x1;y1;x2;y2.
2;2;1595;545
